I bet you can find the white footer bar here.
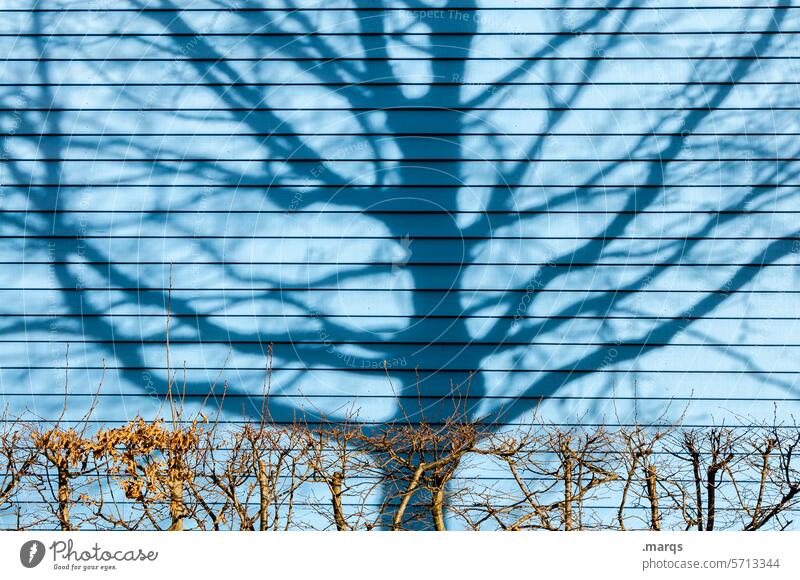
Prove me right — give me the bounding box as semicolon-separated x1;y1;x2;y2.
1;531;798;580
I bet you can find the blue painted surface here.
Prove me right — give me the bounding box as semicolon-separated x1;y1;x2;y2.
1;0;799;428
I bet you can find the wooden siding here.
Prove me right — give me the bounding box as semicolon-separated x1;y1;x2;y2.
1;0;799;427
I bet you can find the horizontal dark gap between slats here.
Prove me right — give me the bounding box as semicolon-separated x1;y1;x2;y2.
0;314;795;321
0;474;769;481
5;184;793;188
4;210;796;215
3;32;799;37
3;58;800;62
1;504;792;513
2;502;786;511
0;449;775;457
5;81;800;85
0;474;772;482
3;133;799;137
3;340;799;347
2;106;796;111
0;420;793;428
0;394;782;401
4;6;797;12
0;474;780;483
4;288;793;293
6;157;800;162
2;211;797;217
0;262;793;267
5;235;798;240
1;366;792;374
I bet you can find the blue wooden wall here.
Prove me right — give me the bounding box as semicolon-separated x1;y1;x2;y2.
1;0;799;428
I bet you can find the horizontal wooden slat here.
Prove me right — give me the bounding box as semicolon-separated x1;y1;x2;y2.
2;7;798;35
0;285;794;317
3;58;799;85
10;263;800;290
4;341;800;374
1;237;798;266
0;186;796;213
2;1;795;10
4;83;800;117
1;161;796;188
3;33;798;60
3;313;800;345
0;396;787;425
4;367;798;400
2;206;796;238
4;133;800;162
4;110;797;139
